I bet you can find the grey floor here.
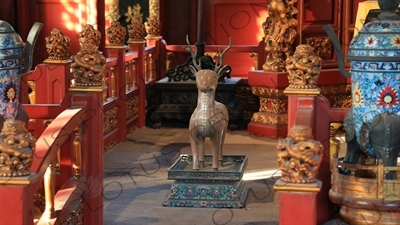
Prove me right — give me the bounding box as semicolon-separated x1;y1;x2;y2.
103;127;282;225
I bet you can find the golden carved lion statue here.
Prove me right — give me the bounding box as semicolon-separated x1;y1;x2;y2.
0;119;36;176
277;125;323;183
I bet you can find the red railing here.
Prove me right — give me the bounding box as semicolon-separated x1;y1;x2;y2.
0;92;104;225
24;40;160;151
283;93;348;224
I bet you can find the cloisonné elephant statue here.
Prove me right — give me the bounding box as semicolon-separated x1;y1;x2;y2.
359;112;400;179
339;108;366;175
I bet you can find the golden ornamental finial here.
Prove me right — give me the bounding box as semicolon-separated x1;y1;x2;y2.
145;16;161;37
71;25;106;87
285;44;322;89
106;21;127;46
78;24;102;52
262;0;298;72
127;18;146;42
45;28;71;60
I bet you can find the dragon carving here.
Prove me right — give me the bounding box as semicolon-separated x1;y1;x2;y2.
45;28;71;60
277;125;323;183
71;25;106;86
0;119;36;176
285;44;322;89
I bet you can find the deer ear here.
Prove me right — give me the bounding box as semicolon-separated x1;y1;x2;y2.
189;65;197;76
217;65;228;78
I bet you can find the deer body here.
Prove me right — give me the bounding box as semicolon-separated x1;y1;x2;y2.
186;35;232;171
189;70;228;170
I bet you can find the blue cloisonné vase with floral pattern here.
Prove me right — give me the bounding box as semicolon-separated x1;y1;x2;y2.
0;21;24;119
0;20;42;120
347;20;400;157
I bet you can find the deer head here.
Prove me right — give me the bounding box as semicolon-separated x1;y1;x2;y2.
186;35;232;85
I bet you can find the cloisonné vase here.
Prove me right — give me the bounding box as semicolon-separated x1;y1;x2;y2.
0;20;42;120
347;18;400;157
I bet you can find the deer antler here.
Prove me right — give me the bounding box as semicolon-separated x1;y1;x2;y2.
214;37;232;73
186;35;201;71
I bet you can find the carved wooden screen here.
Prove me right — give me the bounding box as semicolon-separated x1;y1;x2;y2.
342;0;372;65
296;0;340;68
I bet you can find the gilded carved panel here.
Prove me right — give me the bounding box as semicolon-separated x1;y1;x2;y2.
251;87;286;99
259;98;288;114
235;86;259;105
66;200;84;225
126;96;139;120
104;107;118;134
104;138;117;152
251;112;288;125
305;37;332;59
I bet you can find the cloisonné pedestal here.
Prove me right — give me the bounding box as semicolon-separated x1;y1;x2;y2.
163;154;248;208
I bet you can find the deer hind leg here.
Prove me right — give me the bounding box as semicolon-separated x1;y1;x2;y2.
218;125;227;168
210;135;219;171
210;129;226;171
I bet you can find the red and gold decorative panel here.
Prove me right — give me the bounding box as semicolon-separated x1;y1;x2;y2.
297;0;340;68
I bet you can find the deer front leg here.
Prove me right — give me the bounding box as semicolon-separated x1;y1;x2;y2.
218;126;227;168
210;133;225;171
190;129;204;170
198;136;205;169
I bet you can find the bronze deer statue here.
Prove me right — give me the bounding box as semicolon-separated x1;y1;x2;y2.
187;35;232;171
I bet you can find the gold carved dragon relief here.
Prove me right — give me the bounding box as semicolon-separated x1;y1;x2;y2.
45;28;71;60
277;125;323;183
71;25;106;87
262;0;298;72
0;120;36;176
285;45;322;89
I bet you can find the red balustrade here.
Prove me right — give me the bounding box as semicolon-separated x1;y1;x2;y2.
0;92;104;225
277;90;349;224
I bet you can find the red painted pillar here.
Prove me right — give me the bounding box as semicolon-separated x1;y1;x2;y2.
0;175;40;225
146;37;164;80
274;179;322;225
128;41;146;128
105;46;128;142
285;87;339;224
285;88;320;131
69;88;105;225
42;59;73;104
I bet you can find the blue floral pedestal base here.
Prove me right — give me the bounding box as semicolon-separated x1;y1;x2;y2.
163;154;249;208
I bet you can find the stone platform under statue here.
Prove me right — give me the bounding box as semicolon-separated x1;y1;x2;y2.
163;154;249;208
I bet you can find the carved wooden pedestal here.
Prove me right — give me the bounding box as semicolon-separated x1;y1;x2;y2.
247;70;288;138
151;77;243;129
274;179;322;225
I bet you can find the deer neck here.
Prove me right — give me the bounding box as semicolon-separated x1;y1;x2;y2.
196;91;215;135
197;91;215;110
